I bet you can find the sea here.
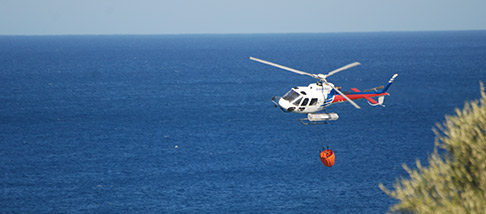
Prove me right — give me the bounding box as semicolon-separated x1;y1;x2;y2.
1;31;486;213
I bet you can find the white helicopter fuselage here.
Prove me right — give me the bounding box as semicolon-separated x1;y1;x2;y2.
276;82;335;114
251;56;397;124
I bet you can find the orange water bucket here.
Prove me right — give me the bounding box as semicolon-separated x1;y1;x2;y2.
320;149;335;167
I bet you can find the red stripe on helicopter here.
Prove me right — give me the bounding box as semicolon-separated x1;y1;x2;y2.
350;88;378;104
332;92;389;103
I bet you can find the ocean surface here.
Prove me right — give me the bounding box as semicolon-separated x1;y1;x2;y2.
1;31;486;213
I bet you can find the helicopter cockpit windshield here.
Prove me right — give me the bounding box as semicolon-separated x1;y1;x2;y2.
282;89;301;103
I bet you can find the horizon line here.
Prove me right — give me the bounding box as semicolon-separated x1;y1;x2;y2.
1;29;485;37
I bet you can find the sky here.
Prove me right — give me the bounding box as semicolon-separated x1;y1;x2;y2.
1;0;485;35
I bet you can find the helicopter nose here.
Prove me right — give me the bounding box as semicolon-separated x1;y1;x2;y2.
278;105;293;112
277;98;295;113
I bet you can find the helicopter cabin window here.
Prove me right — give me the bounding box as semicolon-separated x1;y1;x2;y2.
301;98;309;106
282;90;301;102
309;98;318;106
293;97;302;106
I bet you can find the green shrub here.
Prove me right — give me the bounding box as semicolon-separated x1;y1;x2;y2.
380;82;486;213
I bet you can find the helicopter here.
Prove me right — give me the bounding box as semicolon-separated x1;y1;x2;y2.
250;57;398;125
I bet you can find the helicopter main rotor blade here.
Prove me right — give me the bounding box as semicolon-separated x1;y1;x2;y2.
250;57;317;79
325;62;361;78
329;84;361;109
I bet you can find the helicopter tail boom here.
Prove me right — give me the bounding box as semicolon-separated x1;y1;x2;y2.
349;88;387;106
332;74;397;106
332;92;389;104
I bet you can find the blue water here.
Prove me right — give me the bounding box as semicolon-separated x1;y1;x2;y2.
1;31;485;213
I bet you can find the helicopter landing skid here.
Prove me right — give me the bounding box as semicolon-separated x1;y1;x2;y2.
299;113;339;125
299;119;328;125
